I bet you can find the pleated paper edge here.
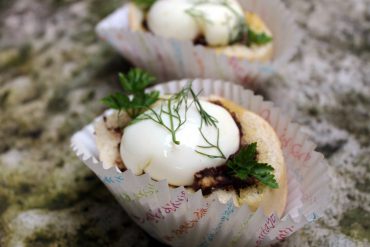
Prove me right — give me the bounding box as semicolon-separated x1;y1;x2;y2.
70;79;330;247
95;0;302;85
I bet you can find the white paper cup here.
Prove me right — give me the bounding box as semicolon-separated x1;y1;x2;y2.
71;79;330;247
96;0;301;87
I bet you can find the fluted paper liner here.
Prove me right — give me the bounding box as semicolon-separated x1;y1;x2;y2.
71;79;329;246
96;0;300;87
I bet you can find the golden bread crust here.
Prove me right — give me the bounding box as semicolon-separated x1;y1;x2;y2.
95;96;287;217
127;4;273;62
208;96;287;217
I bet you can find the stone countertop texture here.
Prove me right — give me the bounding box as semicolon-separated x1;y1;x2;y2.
0;0;369;246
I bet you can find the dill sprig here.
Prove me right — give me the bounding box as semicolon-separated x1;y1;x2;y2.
189;88;218;127
183;0;272;46
188;86;225;159
136;96;188;145
185;8;214;25
196;124;225;159
101;68;159;119
137;81;226;159
227;143;278;189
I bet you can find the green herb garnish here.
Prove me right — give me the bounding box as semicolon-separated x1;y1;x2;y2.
136;82;226;159
102;70;277;188
246;29;273;46
185;8;214;25
135;95;187;145
189;88;225;159
101;68;159;118
133;0;156;10
227;143;278;189
183;1;272;46
101;71;224;158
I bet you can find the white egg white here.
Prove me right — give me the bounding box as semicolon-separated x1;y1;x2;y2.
147;0;244;46
120;99;240;186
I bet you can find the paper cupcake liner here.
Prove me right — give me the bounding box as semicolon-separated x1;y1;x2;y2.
95;0;301;87
71;79;330;246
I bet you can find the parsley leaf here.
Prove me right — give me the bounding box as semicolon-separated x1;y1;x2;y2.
133;0;156;10
227;143;278;189
101;68;159;118
247;29;273;46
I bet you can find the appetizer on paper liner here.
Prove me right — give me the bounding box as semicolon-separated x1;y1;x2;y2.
95;69;287;216
127;0;274;62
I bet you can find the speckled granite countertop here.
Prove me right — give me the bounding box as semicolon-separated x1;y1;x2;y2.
0;0;369;246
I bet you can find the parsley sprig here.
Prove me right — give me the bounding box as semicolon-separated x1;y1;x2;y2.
136;95;187;145
133;0;156;10
234;25;273;46
101;68;159;118
247;29;272;46
227;143;278;189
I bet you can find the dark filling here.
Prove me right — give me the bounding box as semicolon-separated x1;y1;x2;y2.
192;163;257;196
144;18;245;47
143;19;149;31
116;142;126;171
194;35;207;46
190;100;258;196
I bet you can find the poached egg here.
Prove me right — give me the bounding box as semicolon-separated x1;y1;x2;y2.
147;0;244;46
120;98;240;186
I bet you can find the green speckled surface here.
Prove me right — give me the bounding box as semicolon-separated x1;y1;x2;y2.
0;0;369;246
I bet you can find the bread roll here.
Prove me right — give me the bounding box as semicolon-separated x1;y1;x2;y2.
126;3;273;62
95;96;287;217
